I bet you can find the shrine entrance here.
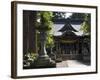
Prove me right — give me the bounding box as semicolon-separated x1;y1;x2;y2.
60;41;80;60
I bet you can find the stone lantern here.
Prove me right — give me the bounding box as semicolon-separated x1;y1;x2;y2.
30;12;56;68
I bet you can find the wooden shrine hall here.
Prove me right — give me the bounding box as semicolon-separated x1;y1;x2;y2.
53;20;90;62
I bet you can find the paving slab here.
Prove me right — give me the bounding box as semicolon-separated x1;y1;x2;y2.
56;60;89;68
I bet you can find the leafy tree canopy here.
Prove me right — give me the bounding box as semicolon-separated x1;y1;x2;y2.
36;11;54;48
53;12;66;19
69;13;86;20
80;14;91;34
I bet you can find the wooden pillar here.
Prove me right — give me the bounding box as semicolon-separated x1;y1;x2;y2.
60;43;62;54
55;42;58;54
76;42;78;54
56;41;59;54
23;10;37;55
64;44;66;54
58;42;61;54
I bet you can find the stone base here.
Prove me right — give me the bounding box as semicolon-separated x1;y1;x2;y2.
30;56;56;68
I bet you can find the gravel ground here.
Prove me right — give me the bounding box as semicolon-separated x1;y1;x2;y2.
56;60;89;68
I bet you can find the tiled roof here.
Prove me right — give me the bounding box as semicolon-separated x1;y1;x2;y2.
59;21;77;32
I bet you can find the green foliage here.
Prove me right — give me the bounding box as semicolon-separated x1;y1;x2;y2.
23;53;38;67
70;13;86;20
46;34;54;48
53;12;66;19
81;21;90;33
36;11;54;48
36;11;53;31
24;53;38;61
80;14;91;34
40;12;54;48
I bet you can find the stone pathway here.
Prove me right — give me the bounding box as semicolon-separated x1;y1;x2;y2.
56;60;88;68
56;60;68;67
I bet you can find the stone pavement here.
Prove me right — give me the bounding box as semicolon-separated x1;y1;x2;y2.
56;60;88;68
56;60;68;67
